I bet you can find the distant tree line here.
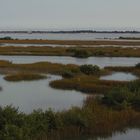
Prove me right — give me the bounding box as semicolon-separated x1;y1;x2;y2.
0;30;140;34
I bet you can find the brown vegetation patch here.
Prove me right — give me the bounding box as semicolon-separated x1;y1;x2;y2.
4;72;46;81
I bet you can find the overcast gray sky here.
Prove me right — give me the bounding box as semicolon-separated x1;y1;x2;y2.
0;0;140;30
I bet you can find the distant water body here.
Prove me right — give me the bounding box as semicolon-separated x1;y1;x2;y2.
0;33;140;40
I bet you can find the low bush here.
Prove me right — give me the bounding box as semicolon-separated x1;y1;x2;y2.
103;87;133;109
80;65;100;75
0;36;13;40
73;49;90;58
61;70;75;78
103;80;140;109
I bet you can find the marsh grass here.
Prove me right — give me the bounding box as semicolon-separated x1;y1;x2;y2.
1;39;140;46
49;74;128;94
0;61;139;94
4;72;47;81
0;45;140;57
49;65;139;94
0;60;12;67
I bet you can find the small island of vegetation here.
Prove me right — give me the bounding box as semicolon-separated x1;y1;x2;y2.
4;72;46;82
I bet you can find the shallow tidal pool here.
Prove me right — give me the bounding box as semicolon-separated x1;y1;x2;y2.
100;72;138;81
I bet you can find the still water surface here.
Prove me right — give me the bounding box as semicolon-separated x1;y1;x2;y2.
0;74;87;113
100;72;138;81
0;33;140;40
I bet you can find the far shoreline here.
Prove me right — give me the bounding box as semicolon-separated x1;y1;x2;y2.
0;30;140;34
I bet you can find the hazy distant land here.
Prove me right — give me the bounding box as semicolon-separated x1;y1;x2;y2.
0;30;140;34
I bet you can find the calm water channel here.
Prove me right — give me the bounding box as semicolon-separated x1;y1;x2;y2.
0;56;140;68
0;74;87;113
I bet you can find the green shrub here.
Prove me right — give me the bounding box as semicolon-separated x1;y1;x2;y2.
127;80;140;92
0;36;13;40
62;107;87;128
73;50;90;58
80;65;100;75
103;87;133;108
103;81;140;109
62;70;75;78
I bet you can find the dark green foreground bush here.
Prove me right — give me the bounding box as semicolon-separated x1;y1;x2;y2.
103;80;140;109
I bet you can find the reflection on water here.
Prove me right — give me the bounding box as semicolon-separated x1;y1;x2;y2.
0;55;140;68
73;129;140;140
0;75;87;113
100;72;138;81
